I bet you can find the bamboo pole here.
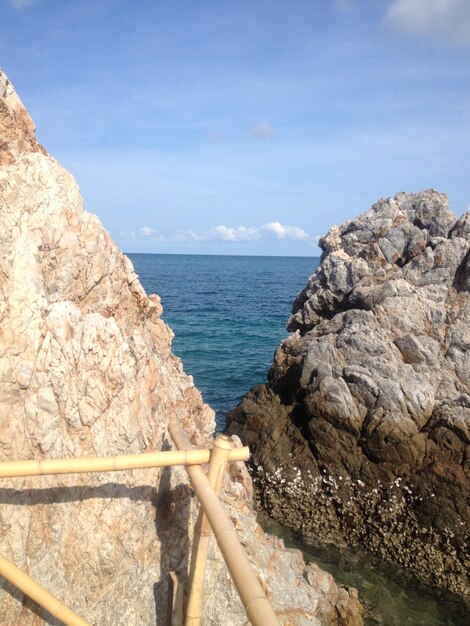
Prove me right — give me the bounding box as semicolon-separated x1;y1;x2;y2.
0;447;249;479
168;421;280;626
167;571;184;626
185;433;234;626
0;553;91;626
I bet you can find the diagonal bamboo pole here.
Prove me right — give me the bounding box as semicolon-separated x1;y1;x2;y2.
168;420;280;626
185;433;234;626
0;553;92;626
0;447;249;478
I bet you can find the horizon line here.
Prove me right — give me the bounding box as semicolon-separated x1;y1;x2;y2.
124;251;320;259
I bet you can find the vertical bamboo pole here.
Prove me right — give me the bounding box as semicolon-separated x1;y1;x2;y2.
184;434;234;626
168;419;279;626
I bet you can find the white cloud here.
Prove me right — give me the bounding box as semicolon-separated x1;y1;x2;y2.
9;0;36;9
118;230;137;241
262;221;309;240
117;221;320;246
385;0;470;45
139;225;159;237
249;121;275;140
168;229;206;242
210;225;260;241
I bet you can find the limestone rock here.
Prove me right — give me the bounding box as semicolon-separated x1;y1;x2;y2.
0;69;362;625
227;190;470;598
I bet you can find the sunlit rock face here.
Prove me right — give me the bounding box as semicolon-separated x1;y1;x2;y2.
0;69;363;626
227;190;470;597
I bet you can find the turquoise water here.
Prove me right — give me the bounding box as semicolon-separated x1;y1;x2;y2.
128;252;469;626
128;253;316;429
260;513;470;626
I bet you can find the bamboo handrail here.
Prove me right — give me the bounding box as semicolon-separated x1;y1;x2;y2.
168;420;280;626
0;553;91;626
185;434;234;626
0;447;249;478
0;425;277;626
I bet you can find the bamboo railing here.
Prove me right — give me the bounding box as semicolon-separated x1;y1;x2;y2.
168;420;280;626
0;447;248;478
183;433;234;625
0;553;91;626
0;426;280;626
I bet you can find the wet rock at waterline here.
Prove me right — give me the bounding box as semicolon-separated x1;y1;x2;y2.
227;190;470;598
0;69;363;625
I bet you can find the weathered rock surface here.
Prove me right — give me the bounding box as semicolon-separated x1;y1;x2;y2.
0;69;362;625
227;190;470;597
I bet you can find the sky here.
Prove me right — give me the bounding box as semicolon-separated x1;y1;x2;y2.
1;0;469;256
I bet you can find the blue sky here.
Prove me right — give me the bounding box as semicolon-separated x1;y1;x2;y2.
1;0;469;255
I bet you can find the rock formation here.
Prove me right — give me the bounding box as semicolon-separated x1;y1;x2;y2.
227;190;470;598
0;69;363;625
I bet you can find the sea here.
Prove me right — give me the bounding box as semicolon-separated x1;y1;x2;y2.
128;253;315;429
128;252;468;626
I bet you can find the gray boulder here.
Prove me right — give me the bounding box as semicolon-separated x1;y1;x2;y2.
227;190;470;597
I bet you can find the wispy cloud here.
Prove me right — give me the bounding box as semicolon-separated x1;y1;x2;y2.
168;229;206;242
139;225;159;237
335;0;355;12
210;225;260;241
262;221;309;240
208;130;225;142
118;221;318;246
9;0;36;9
385;0;470;45
249;121;275;140
118;230;137;242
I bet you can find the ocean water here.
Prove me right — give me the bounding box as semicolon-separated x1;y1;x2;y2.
128;253;316;429
128;252;469;626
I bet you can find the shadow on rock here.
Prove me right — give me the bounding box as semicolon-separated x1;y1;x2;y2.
153;443;192;626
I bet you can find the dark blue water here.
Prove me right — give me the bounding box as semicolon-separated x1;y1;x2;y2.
128;253;316;429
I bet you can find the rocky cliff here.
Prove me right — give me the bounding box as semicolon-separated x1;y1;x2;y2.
227;190;470;597
0;70;362;625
